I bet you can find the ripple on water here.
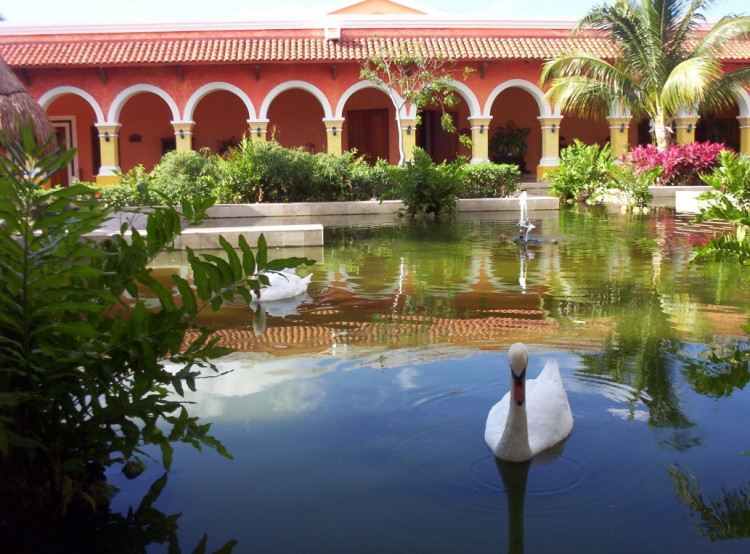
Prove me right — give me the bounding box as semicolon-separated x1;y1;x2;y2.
392;417;586;515
392;377;653;517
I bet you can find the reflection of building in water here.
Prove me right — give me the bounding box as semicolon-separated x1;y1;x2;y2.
186;312;560;355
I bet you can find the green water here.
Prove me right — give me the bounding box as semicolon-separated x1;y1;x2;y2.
110;208;749;553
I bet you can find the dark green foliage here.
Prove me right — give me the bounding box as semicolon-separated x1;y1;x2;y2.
86;141;512;209
148;149;221;202
90;150;221;209
692;151;750;264
548;140;616;203
393;147;464;217
310;151;378;201
217;139;315;203
0;126;314;520
460;162;520;198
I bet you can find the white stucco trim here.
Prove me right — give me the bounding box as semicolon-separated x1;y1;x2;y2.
37;86;106;124
107;84;180;124
184;82;257;121
258;80;333;120
483;79;555;118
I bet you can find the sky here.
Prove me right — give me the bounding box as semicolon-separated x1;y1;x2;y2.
1;0;748;26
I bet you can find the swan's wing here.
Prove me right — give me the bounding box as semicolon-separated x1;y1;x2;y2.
484;394;510;451
527;362;573;454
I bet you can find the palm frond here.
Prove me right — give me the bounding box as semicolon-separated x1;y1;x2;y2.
661;56;723;113
695;15;750;56
698;66;750;114
544;77;619;119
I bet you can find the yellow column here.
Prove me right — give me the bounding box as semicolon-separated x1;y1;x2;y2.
323;118;345;156
401;118;417;163
537;116;563;181
738;117;750;156
172;121;195;152
674;113;699;145
468;116;492;163
95;124;121;185
607;117;632;159
248;119;269;143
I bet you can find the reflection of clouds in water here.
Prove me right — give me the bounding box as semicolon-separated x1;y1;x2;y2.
608;408;649;422
397;367;421;390
174;353;329;418
269;380;326;413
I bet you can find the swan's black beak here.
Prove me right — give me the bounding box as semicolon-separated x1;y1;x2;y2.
512;369;526;406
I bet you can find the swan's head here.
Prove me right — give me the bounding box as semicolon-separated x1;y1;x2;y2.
508;342;528;406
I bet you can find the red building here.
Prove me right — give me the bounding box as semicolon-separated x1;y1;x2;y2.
1;0;749;185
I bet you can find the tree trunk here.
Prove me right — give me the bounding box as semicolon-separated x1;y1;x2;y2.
653;108;668;151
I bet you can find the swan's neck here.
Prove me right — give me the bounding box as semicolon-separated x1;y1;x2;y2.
500;399;532;462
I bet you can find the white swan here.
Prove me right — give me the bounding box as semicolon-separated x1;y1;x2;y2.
252;268;312;302
485;342;573;462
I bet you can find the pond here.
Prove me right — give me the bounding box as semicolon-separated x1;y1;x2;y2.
110;208;750;553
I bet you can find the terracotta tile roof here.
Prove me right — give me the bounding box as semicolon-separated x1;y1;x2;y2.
2;34;748;68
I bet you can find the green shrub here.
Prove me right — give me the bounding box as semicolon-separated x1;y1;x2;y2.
461;162;520;198
218;139;313;203
310;151;375;201
353;158;400;200
148;149;220;203
394;147;464;217
592;164;661;210
549;140;615;203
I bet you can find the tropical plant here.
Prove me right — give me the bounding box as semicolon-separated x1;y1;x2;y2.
540;0;750;150
594;163;661;210
393;147;464;217
489;120;531;157
0;126;314;520
691;150;750;264
360;42;473;164
628;142;725;185
548;140;616;203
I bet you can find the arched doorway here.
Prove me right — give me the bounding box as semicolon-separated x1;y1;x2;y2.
266;89;326;153
192;90;251;154
488;87;541;176
342;87;396;164
118;92;176;172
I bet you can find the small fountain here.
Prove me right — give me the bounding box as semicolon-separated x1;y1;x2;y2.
517;190;536;243
516;191;537;292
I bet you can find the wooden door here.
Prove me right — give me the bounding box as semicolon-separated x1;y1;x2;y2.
347;109;389;164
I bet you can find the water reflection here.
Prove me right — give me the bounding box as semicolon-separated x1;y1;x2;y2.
137;210;750;550
669;465;750;542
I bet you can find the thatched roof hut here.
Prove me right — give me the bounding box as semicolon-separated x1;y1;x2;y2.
0;54;54;146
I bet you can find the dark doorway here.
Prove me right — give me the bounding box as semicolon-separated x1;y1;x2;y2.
417;109;458;162
347;109;389;164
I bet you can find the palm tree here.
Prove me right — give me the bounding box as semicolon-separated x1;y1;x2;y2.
540;0;750;150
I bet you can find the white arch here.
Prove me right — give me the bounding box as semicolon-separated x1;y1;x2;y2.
258;80;333;120
107;84;180;123
402;79;482;119
447;80;481;118
334;80;402;118
733;88;750;118
483;79;555;118
184;82;257;121
37;86;105;123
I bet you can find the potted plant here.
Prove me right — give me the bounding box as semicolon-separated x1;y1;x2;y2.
490;120;531;173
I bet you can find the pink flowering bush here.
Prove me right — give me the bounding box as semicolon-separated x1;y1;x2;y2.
626;142;726;186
